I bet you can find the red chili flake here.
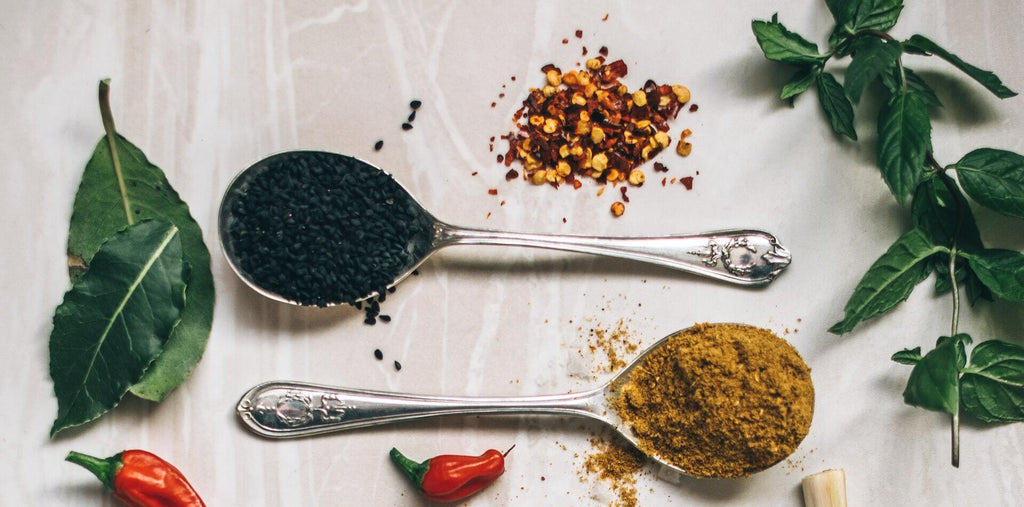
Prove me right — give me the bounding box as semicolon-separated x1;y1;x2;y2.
670;177;677;184
602;13;609;21
653;162;668;172
562;38;569;44
680;176;694;190
488;188;498;195
620;186;630;203
505;169;519;181
486;212;492;219
489;143;494;152
574;29;583;38
497;154;505;163
689;104;699;112
562;217;567;223
491;102;497;108
499;93;505;99
661;177;667;186
541;63;559;73
582;46;588;56
696;170;700;175
490;136;496;142
500;200;506;206
598;46;609;56
572;180;582;190
471;171;478;176
511;76;516;81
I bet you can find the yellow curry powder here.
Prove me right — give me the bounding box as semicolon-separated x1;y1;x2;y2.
611;323;814;478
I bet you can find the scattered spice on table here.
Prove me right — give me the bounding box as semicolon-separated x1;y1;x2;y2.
374;139;384;151
581;438;645;507
223;151;432;317
66;449;205;507
394;360;402;371
374;349;383;360
611;323;814;477
499;47;694;216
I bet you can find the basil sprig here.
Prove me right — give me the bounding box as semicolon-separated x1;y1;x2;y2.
753;1;1024;467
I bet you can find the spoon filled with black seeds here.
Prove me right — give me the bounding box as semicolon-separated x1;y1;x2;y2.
219;151;793;308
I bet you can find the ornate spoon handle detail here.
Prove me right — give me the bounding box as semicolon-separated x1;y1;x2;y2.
436;226;792;286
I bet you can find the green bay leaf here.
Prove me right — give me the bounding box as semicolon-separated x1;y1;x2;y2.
816;72;858;140
955;148;1024;219
50;220;186;436
877;89;931;205
830;228;945;334
68;133;214;401
961;340;1024;422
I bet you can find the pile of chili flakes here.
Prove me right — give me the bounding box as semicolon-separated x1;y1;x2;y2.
501;51;694;216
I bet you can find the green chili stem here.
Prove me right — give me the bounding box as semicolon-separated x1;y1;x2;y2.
98;79;134;225
66;451;121;490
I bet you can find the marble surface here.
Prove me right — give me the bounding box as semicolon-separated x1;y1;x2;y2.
3;1;1024;505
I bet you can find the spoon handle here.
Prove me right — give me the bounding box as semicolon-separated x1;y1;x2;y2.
436;226;791;286
237;381;606;438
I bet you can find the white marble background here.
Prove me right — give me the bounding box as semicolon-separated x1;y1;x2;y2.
3;1;1023;505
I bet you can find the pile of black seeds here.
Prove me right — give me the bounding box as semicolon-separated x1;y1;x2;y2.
224;151;433;312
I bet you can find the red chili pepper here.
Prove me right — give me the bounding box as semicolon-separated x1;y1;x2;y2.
389;446;513;503
66;450;205;507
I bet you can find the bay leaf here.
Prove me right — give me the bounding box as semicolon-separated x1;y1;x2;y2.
68;133;214;401
50;220;186;436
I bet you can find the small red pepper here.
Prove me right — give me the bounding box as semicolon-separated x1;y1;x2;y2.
389;446;513;503
66;449;206;507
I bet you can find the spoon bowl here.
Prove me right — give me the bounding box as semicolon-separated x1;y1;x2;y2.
219;151;792;307
236;325;813;477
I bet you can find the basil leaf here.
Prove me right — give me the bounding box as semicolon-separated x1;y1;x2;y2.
830;229;946;334
752;18;827;65
817;72;858;140
845;38;903;103
961;340;1024;422
932;255;991;305
903;35;1017;99
892;347;922;365
962;249;1024;302
830;0;903;47
939;333;972;370
50;220;186;436
780;66;817;101
68;133;214;401
954;148;1024;219
903;336;959;414
880;67;943;108
877;89;931;205
963;265;995;305
825;0;858;27
911;177;983;251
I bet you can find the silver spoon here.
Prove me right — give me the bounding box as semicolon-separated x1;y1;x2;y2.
236;326;805;477
219;151;791;306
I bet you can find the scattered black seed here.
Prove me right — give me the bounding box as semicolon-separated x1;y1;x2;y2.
394;360;402;371
387;286;396;293
374;139;384;151
401;122;413;130
223;151;432;317
412;269;420;276
407;110;417;122
379;314;392;323
374;349;383;360
410;100;422;109
365;317;377;325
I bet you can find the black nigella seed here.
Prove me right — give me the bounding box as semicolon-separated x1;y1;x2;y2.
365;317;377;325
374;349;383;360
410;100;421;109
223;151;431;322
379;314;391;323
374;139;384;151
407;111;416;122
401;122;413;131
394;360;402;371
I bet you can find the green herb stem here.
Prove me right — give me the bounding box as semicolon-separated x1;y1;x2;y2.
98;79;133;226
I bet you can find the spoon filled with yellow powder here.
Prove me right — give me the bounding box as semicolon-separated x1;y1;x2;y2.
237;323;813;478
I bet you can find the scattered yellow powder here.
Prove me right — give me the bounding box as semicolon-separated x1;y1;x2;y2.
582;438;646;507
